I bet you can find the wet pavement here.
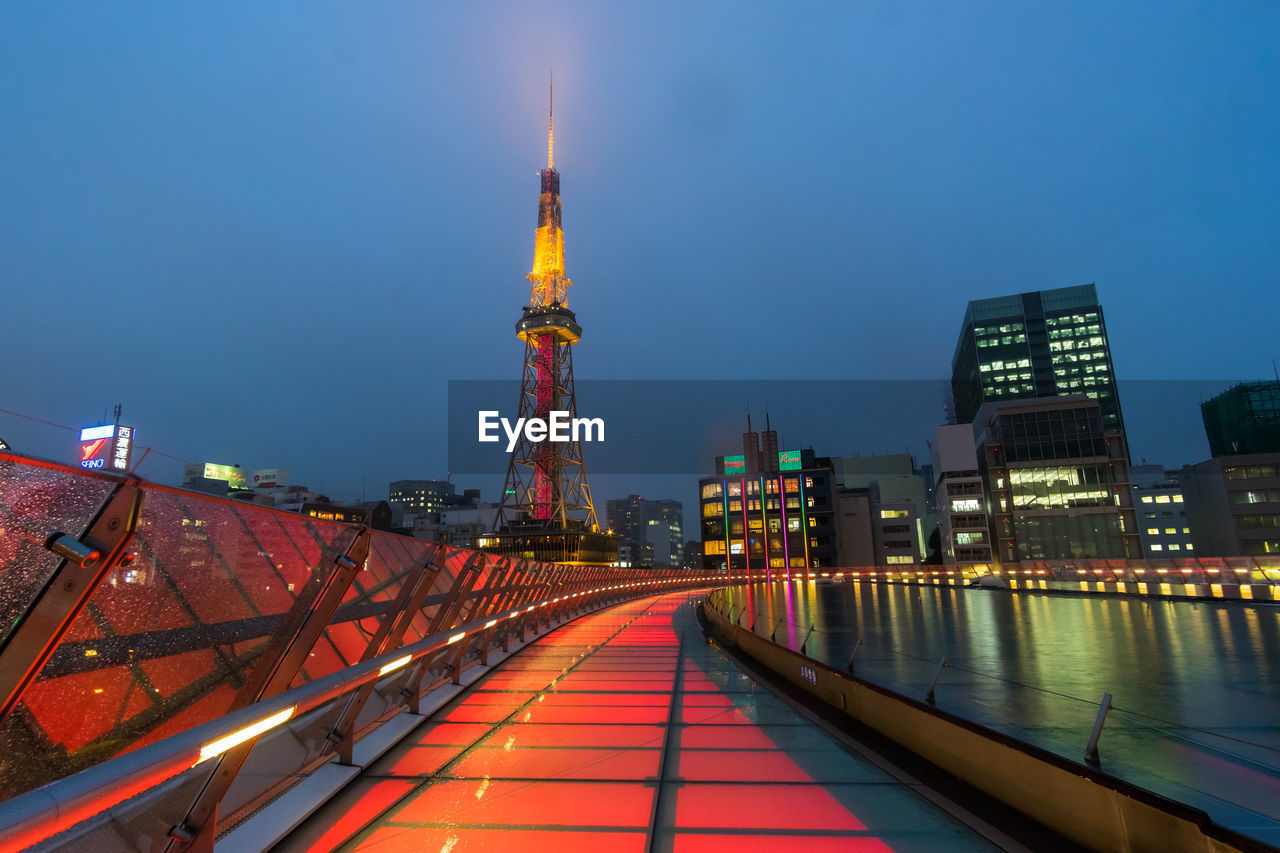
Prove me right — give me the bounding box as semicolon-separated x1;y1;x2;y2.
276;590;999;852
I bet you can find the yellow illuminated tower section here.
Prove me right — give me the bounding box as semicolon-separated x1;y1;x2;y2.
488;81;614;565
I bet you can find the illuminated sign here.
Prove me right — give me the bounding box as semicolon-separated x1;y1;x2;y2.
112;426;132;471
78;424;134;471
723;455;745;475
250;467;289;488
778;450;802;471
203;463;247;489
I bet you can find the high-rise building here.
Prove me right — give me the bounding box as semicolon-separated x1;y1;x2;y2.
482;86;615;565
975;396;1136;561
605;495;684;568
952;284;1124;432
1201;381;1280;457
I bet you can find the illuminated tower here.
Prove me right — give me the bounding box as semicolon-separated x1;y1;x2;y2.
486;82;615;565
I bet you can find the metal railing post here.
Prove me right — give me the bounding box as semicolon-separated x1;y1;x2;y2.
1084;692;1112;764
327;544;443;765
400;552;485;714
799;624;815;656
925;657;948;704
165;528;372;852
846;631;863;673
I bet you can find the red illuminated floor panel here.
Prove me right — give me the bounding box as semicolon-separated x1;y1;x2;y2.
407;722;494;746
668;833;893;852
279;591;998;852
517;705;671;725
448;746;662;780
534;690;672;707
390;778;654;826
484;723;666;748
379;745;460;777
353;827;647;852
550;678;674;693
671;783;867;831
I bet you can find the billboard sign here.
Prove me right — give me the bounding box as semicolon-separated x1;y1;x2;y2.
79;424;133;471
203;463;247;489
778;450;802;471
251;467;289;488
723;455;745;476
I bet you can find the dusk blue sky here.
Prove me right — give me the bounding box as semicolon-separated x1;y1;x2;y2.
2;3;1277;514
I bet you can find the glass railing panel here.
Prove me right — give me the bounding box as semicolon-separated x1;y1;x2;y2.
0;453;117;648
0;481;359;798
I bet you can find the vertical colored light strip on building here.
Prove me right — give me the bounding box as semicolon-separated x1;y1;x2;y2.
722;478;731;581
759;475;771;583
741;476;751;583
799;476;811;579
778;475;790;580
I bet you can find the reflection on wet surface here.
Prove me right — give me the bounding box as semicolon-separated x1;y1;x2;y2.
720;581;1280;842
279;591;997;852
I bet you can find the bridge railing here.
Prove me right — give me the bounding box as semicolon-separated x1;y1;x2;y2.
705;582;1280;831
0;451;716;849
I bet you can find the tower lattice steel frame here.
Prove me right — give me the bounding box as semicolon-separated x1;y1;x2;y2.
495;83;600;535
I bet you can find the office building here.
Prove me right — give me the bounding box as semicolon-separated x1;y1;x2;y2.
1180;455;1280;558
700;443;837;576
1130;465;1194;557
605;495;684;568
931;424;994;564
975;396;1136;561
389;480;480;524
952;284;1124;431
833;453;931;560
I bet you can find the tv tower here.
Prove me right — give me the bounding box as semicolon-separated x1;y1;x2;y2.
486;79;615;565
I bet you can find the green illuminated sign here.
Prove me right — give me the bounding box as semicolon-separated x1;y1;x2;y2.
204;463;247;489
778;450;802;471
723;455;745;475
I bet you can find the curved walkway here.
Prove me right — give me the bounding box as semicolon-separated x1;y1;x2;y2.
275;591;998;852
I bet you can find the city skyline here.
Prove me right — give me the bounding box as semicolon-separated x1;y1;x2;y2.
2;3;1278;513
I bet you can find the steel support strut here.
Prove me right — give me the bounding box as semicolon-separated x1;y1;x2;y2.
327;544;444;765
0;478;144;723
400;552;486;713
164;529;372;853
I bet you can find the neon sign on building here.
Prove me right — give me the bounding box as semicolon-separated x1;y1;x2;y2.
79;424;134;471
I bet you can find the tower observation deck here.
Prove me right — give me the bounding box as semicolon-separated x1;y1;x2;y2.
484;81;617;566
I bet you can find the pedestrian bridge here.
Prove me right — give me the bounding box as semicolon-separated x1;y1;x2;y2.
0;451;1275;852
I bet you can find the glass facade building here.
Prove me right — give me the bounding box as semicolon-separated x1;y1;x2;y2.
976;397;1136;562
952;284;1124;432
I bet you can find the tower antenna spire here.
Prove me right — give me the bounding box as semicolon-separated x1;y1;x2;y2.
547;71;554;170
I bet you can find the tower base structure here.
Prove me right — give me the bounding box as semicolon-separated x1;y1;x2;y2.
478;521;618;566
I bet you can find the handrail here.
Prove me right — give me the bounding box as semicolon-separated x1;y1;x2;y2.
0;574;723;851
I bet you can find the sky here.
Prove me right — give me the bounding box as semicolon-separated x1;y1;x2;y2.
2;2;1278;519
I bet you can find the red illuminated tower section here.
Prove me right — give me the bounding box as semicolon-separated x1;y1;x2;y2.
487;84;615;565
